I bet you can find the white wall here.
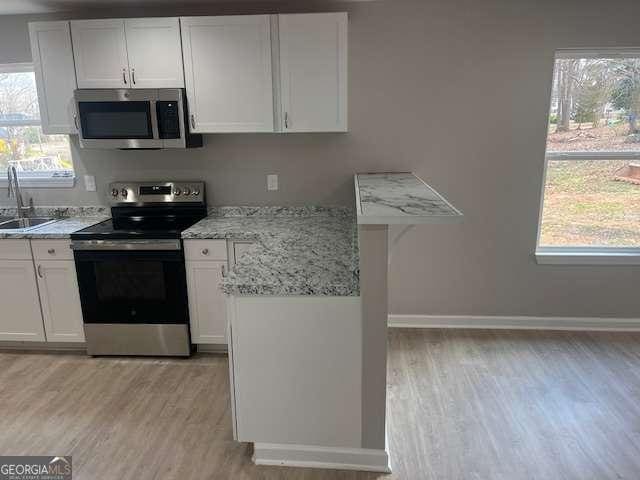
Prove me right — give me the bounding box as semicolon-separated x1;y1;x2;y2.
1;0;639;319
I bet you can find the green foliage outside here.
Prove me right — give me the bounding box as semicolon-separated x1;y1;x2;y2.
540;160;640;246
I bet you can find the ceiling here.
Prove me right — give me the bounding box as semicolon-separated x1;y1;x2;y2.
0;0;371;16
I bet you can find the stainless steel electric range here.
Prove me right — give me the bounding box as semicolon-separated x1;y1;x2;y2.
71;181;207;357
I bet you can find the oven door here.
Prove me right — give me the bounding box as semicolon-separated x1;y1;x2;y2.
73;242;189;326
75;89;161;149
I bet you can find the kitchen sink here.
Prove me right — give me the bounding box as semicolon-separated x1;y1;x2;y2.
0;217;57;230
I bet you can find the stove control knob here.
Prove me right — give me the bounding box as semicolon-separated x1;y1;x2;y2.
183;187;191;196
174;188;181;196
111;188;119;197
121;189;128;198
193;188;200;196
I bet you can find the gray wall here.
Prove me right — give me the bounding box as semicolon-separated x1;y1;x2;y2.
1;0;639;318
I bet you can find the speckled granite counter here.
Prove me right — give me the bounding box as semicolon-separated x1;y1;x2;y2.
355;172;462;224
0;207;109;239
182;207;359;296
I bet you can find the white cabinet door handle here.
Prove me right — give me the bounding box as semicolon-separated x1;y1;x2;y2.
201;248;209;256
190;114;196;130
221;264;227;278
47;248;55;255
131;68;136;85
122;69;127;85
284;112;289;129
37;264;43;278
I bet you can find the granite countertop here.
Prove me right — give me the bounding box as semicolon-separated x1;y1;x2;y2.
182;207;359;296
0;207;109;239
355;172;463;224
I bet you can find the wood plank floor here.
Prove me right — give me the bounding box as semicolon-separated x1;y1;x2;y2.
1;329;640;479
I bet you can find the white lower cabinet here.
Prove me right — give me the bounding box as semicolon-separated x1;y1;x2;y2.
0;239;84;343
227;295;363;446
186;260;227;344
35;260;85;342
0;259;46;341
185;239;229;345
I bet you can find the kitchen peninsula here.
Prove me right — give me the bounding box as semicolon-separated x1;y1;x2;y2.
182;172;462;473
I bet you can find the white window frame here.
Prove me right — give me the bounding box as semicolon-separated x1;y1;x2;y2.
536;48;640;265
0;62;75;188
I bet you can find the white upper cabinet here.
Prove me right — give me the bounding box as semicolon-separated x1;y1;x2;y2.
71;19;130;88
33;14;347;133
124;18;185;88
180;15;274;133
28;21;78;134
71;18;184;89
278;13;348;132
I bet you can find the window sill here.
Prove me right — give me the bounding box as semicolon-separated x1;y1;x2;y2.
535;247;640;265
0;176;75;188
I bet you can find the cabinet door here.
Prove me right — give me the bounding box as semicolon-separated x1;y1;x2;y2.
28;21;78;134
124;18;185;88
180;15;274;133
186;260;227;344
0;260;45;342
36;260;85;343
279;13;348;132
71;19;130;88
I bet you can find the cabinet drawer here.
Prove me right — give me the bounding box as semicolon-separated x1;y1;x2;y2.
184;240;227;261
0;239;33;260
32;240;74;261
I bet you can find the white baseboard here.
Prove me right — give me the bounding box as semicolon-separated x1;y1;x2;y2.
196;344;228;354
388;314;640;331
252;443;391;473
0;341;86;352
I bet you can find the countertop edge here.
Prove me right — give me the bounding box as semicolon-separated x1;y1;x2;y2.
354;172;463;225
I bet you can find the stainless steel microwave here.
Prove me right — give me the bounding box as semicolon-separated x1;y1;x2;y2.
74;89;203;149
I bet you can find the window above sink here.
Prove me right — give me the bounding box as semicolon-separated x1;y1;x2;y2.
0;63;75;188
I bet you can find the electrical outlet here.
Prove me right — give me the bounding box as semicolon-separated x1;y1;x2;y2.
267;174;278;191
84;175;96;192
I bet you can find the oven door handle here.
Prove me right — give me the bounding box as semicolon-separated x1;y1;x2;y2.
71;240;182;251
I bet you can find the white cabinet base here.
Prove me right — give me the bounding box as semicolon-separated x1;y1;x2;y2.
227;295;362;447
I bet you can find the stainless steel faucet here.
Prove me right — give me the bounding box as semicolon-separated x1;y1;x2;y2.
7;166;33;219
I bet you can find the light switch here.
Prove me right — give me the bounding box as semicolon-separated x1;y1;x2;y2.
84;175;96;192
267;174;278;191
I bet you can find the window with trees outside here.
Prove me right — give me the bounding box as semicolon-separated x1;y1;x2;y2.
537;49;640;264
0;63;74;186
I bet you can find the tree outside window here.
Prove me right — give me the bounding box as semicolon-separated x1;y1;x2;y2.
538;51;640;251
0;64;73;179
